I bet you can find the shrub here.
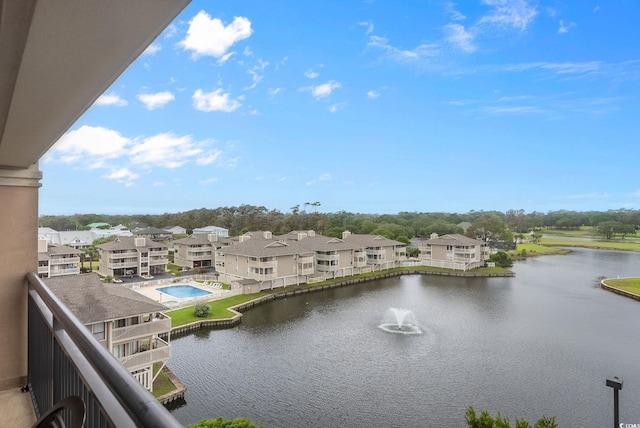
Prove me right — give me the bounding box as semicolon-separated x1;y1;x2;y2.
194;302;211;318
187;417;264;428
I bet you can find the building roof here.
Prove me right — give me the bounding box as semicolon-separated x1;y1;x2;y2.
173;234;229;246
220;230;405;257
44;274;168;324
38;244;84;261
133;227;170;235
422;234;485;246
97;236;167;251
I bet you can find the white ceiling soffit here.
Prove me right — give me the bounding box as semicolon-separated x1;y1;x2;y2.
0;0;190;169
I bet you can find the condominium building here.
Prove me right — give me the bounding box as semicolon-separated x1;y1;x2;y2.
45;275;172;392
173;233;230;270
419;233;489;271
217;230;407;290
97;237;169;279
37;239;83;278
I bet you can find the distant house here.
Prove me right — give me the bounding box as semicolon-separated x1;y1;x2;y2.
97;237;169;278
58;230;95;249
193;225;229;238
418;233;489;271
44;274;172;392
133;227;172;242
37;239;83;278
163;225;187;235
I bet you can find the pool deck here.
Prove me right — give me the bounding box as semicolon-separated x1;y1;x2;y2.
132;280;237;307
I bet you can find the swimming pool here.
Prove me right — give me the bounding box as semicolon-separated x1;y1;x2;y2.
157;285;212;299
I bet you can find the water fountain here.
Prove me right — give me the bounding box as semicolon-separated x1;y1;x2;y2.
378;307;422;335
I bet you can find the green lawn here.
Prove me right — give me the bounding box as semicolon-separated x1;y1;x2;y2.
603;277;640;295
166;293;269;327
541;237;640;251
515;243;569;255
152;364;175;398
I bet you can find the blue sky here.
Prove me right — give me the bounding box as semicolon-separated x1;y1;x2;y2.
41;0;640;215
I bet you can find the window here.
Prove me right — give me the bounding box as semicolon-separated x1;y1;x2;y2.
115;319;126;328
113;344;126;358
92;323;105;340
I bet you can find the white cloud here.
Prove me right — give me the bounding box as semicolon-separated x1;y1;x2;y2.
367;90;380;99
301;80;342;100
243;46;254;56
47;126;229;186
444;2;466;21
558;20;576;34
358;21;374;35
368;35;440;62
143;43;161;55
129;133;204;169
193;88;241;112
478;0;537;31
306;173;332;186
268;87;284;96
444;24;476;52
199;177;219;185
163;23;178;39
245;60;269;90
196;149;223;165
137;91;175;110
104;168;140;185
95;92;128;107
178;11;253;59
218;52;235;64
328;103;347;113
305;70;320;79
50;125;130;163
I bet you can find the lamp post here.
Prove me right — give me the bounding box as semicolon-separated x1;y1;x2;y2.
606;376;623;428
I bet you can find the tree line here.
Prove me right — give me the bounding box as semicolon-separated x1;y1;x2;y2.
39;206;640;243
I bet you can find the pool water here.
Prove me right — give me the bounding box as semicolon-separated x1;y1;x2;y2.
157;285;212;299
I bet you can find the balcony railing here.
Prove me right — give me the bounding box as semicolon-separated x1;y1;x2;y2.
27;272;182;428
316;253;339;262
111;315;171;343
119;337;171;370
108;251;138;259
248;259;278;268
50;256;81;264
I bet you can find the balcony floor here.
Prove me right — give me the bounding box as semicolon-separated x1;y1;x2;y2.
0;386;36;426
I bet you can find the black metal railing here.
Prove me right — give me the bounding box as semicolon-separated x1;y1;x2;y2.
27;272;183;427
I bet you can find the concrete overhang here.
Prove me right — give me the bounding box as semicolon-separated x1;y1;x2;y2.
0;0;190;169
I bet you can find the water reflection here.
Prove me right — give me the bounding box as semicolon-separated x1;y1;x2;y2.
168;248;640;427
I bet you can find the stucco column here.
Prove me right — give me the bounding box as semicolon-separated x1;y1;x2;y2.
0;164;41;390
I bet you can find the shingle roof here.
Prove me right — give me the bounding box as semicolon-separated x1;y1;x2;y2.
219;231;405;257
423;234;485;246
97;236;167;251
44;274;168;324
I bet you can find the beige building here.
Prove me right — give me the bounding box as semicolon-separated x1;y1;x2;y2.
97;237;169;279
45;275;172;392
173;233;229;270
419;233;489;271
37;239;84;278
217;230;407;290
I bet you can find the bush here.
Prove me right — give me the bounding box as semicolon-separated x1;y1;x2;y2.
194;302;211;318
187;417;264;428
465;407;557;428
489;251;514;268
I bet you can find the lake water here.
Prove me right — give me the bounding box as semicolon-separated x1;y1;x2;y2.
168;248;640;427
